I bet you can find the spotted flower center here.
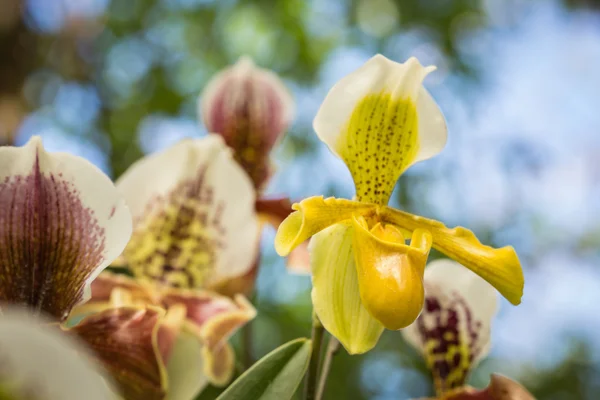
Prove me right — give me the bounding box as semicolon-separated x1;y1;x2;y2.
416;289;484;394
125;167;227;288
337;93;419;205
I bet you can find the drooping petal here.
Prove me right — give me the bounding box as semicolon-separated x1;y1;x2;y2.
201;340;236;387
352;216;432;330
313;55;446;205
166;329;209;400
200;57;295;189
0;136;132;321
0;309;117;400
402;260;498;395
381;207;524;305
310;222;384;354
69;306;186;400
256;196;311;274
274;196;377;256
116;136;259;289
160;289;256;386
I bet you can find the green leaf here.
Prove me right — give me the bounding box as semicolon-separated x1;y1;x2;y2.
216;338;312;400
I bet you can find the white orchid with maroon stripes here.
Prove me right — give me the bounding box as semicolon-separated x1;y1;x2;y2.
0;136;132;320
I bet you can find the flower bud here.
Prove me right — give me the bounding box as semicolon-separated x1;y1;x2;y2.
199;57;294;190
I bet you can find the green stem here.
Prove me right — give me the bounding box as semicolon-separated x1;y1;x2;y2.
241;321;254;370
316;337;340;400
303;312;325;400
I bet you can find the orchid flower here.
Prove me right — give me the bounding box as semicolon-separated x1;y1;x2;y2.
71;136;258;395
0;309;117;400
403;260;535;400
199;57;311;278
0;136;132;321
403;259;498;394
200;56;294;191
274;55;524;354
71;271;256;396
113;135;259;292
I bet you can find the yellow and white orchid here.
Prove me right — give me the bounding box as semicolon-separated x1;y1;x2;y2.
0;136;132;321
274;55;524;354
0;309;117;400
403;260;534;400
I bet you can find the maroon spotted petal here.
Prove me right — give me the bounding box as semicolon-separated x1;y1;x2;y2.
402;260;498;396
0;137;132;321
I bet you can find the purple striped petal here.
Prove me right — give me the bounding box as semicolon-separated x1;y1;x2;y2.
0;137;132;321
199;57;294;189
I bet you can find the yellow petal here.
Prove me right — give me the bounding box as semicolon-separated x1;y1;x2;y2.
352;216;432;330
274;196;376;256
381;207;524;305
201;341;236;387
313;55;446;205
310;222;384;354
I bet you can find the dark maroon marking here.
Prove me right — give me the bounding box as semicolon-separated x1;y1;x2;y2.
0;154;105;321
416;287;483;392
109;206;116;218
205;72;288;190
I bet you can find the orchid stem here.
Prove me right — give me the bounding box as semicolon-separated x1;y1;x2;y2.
241;321;254;370
316;336;340;400
303;311;324;400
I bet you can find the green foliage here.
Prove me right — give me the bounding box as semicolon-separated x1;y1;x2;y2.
216;338;312;400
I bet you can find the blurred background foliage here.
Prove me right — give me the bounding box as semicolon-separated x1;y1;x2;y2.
2;0;600;398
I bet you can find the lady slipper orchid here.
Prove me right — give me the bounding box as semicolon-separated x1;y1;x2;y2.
71;272;256;394
113;135;259;292
404;260;535;400
0;136;132;321
199;56;294;191
0;309;117;400
73;272;256;392
274;55;524;354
